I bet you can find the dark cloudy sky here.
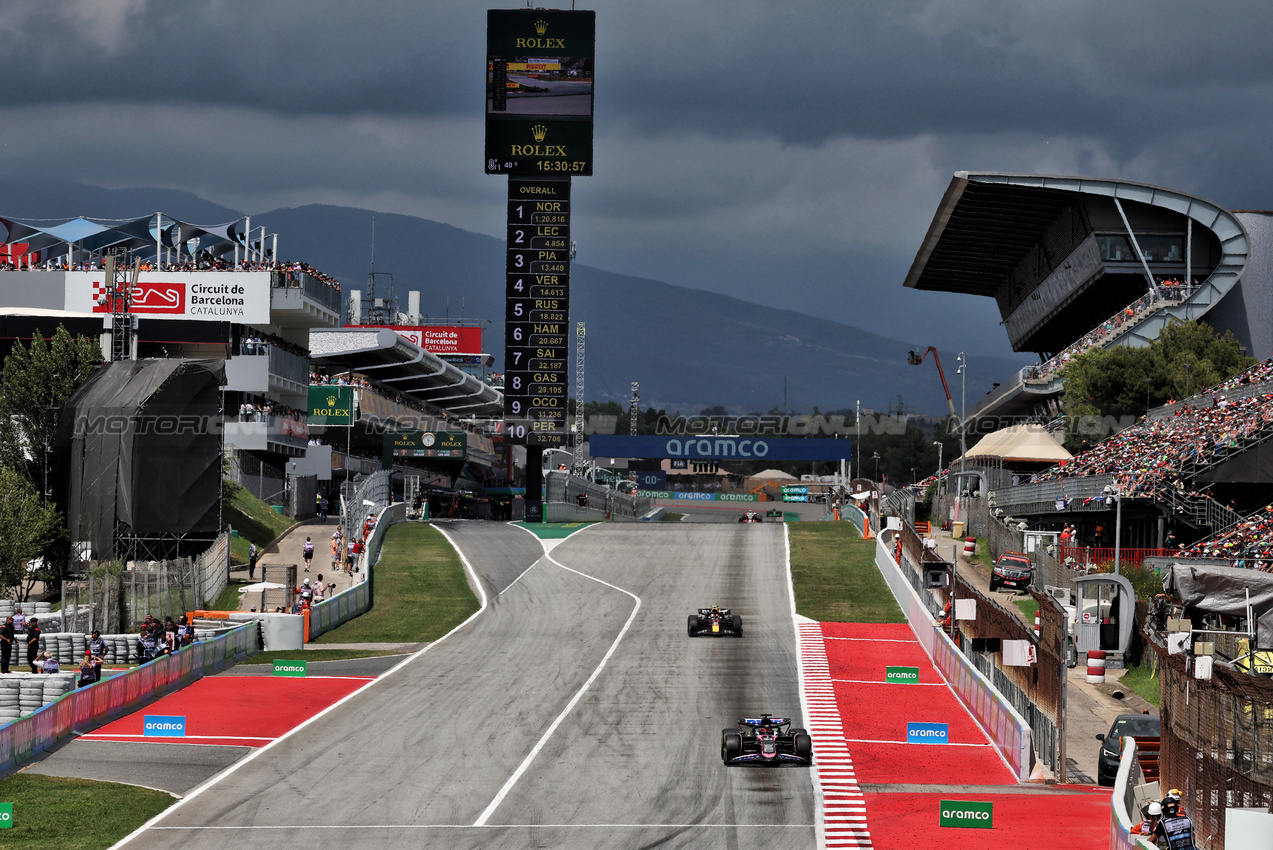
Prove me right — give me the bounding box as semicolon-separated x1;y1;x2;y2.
3;0;1272;362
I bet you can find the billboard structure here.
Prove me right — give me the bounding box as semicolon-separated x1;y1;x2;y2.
64;271;272;324
487;8;594;521
485;9;594;176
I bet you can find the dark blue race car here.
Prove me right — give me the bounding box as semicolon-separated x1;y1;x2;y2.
721;715;812;766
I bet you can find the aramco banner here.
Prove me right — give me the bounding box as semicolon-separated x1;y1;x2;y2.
589;435;851;461
308;385;354;426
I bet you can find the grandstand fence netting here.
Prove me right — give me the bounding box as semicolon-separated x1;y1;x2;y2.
61;532;230;633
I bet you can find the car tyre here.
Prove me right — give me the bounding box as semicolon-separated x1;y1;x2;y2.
688;615;699;637
989;578;1000;592
722;731;742;763
733;615;743;637
792;730;812;761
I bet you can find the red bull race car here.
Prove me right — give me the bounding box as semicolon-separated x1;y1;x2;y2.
721;715;813;766
688;606;742;637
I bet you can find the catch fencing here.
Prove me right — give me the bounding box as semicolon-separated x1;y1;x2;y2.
898;516;1064;775
1146;628;1273;849
308;503;403;640
545;471;652;519
61;532;230;634
874;528;1033;781
0;621;258;778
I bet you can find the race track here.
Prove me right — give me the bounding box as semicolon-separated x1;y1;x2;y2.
118;522;816;850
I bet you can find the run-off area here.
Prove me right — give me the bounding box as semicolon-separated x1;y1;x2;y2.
811;621;1111;849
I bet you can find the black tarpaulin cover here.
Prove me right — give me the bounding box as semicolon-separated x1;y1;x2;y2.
57;359;224;558
1163;562;1273;648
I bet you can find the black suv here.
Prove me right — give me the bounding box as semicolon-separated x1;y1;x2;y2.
989;552;1033;593
1097;713;1160;786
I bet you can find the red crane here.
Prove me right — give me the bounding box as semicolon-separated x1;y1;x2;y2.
907;347;958;425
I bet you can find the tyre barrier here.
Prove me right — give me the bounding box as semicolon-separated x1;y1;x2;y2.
0;676;75;724
1086;649;1107;684
0;621;260;778
963;537;977;557
29;629;220;667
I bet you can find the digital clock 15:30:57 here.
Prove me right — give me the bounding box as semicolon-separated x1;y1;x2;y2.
537;161;589;172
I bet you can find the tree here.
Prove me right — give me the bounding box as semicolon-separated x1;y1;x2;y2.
0;326;103;498
1059;319;1254;451
0;465;64;600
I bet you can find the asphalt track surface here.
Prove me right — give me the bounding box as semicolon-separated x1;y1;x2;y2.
116;521;816;850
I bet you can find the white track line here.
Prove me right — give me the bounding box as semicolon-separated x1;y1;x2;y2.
151;822;817;831
108;523;491;849
474;524;639;826
786;524;873;849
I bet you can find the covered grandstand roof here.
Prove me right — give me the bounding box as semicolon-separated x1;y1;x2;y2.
904;172;1247;299
308;328;502;417
1;213;258;263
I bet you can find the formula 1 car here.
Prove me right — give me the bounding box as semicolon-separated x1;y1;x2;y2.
721;715;812;766
688;606;742;637
738;510;763;522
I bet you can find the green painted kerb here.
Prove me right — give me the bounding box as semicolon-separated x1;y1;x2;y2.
513;521;594;539
939;800;993;829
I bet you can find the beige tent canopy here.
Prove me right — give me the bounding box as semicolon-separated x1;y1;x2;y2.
964;425;1072;464
749;468;800;480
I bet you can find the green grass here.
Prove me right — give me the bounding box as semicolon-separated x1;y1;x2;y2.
209;579;247;612
1014;598;1039;621
1118;661;1162;708
0;774;174;849
788;523;905;623
242;648;407;665
310;523;479;644
223;483;297;565
659;512;685;522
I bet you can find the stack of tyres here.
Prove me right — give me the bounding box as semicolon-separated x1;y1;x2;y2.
18;679;44;715
71;633;86;661
41;674;73;705
0;680;18;722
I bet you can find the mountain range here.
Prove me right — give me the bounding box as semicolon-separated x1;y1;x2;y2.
0;180;1031;416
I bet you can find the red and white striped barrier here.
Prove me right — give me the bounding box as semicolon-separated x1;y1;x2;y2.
1033;610;1040;636
1086;649;1107;684
963;537;977;557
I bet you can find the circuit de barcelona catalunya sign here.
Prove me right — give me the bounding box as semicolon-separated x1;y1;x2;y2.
588;436;851;461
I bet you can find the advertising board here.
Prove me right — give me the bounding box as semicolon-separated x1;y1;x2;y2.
308;385;354;426
350;325;483;354
485;9;595;177
591;436;852;461
64;271;271;324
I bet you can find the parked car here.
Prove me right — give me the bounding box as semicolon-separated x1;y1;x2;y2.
989;551;1033;593
1096;712;1160;786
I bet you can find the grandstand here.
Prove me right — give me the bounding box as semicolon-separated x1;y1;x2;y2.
904;173;1273;429
0;212;510;537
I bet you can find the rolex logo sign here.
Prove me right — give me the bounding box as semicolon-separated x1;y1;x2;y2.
534;19;548;35
308;385;354;425
532;124;547;142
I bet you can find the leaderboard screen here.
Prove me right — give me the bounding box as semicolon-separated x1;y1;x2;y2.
485;9;594;176
503;178;570;446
